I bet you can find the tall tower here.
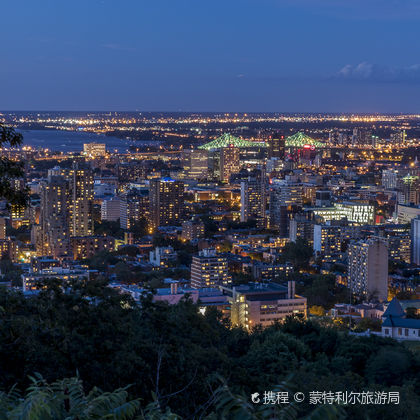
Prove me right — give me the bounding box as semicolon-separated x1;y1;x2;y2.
268;133;285;159
348;238;388;302
149;178;184;231
220;146;240;183
240;167;266;225
182;149;208;179
69;163;94;236
39;175;71;259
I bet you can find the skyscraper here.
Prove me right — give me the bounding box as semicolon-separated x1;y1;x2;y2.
39;175;71;259
220;146;240;183
69;164;94;236
348;238;388;302
182;149;208;179
399;174;420;206
240;167;266;225
149;178;184;231
268;134;285;159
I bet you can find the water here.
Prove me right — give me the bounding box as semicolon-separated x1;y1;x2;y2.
17;129;154;153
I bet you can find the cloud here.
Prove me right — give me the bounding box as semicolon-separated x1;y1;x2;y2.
335;62;420;83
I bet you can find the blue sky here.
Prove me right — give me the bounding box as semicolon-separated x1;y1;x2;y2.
1;0;419;112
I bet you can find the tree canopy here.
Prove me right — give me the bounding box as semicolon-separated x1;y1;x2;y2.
0;280;418;419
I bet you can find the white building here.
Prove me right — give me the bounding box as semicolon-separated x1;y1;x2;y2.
348;238;388;302
190;249;230;289
101;196;123;222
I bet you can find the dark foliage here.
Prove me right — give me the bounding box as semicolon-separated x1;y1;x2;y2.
0;281;418;418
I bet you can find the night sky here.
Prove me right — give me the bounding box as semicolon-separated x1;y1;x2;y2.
1;0;420;112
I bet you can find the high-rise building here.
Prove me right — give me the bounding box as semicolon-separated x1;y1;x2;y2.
269;179;303;236
39;176;71;259
220;146;240;182
69;165;94;236
289;214;314;246
182;217;205;241
411;216;420;265
149;178;184;231
396;204;420;224
71;235;115;260
315;190;331;207
267;134;285;159
0;217;7;240
390;130;406;145
190;249;230;288
101;196;123;222
182;149;208;179
382;225;411;263
382;169;399;190
83;143;106;157
348;238;388;302
352;128;373;146
240;167;266;224
313;223;343;263
120;190;150;230
399;174;420;206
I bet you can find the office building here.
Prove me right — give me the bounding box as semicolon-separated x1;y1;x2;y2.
348;238;388;302
311;202;375;225
267;134;285;159
220;146;240;183
190;249;230;288
182;149;208;179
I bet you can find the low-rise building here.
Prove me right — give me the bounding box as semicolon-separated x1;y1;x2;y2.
381;298;420;341
222;281;307;329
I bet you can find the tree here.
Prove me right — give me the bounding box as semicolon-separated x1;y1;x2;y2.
280;239;313;270
129;217;149;239
114;261;133;283
94;219;124;239
310;306;326;316
406;307;420;319
0;124;29;206
0;374;141;420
